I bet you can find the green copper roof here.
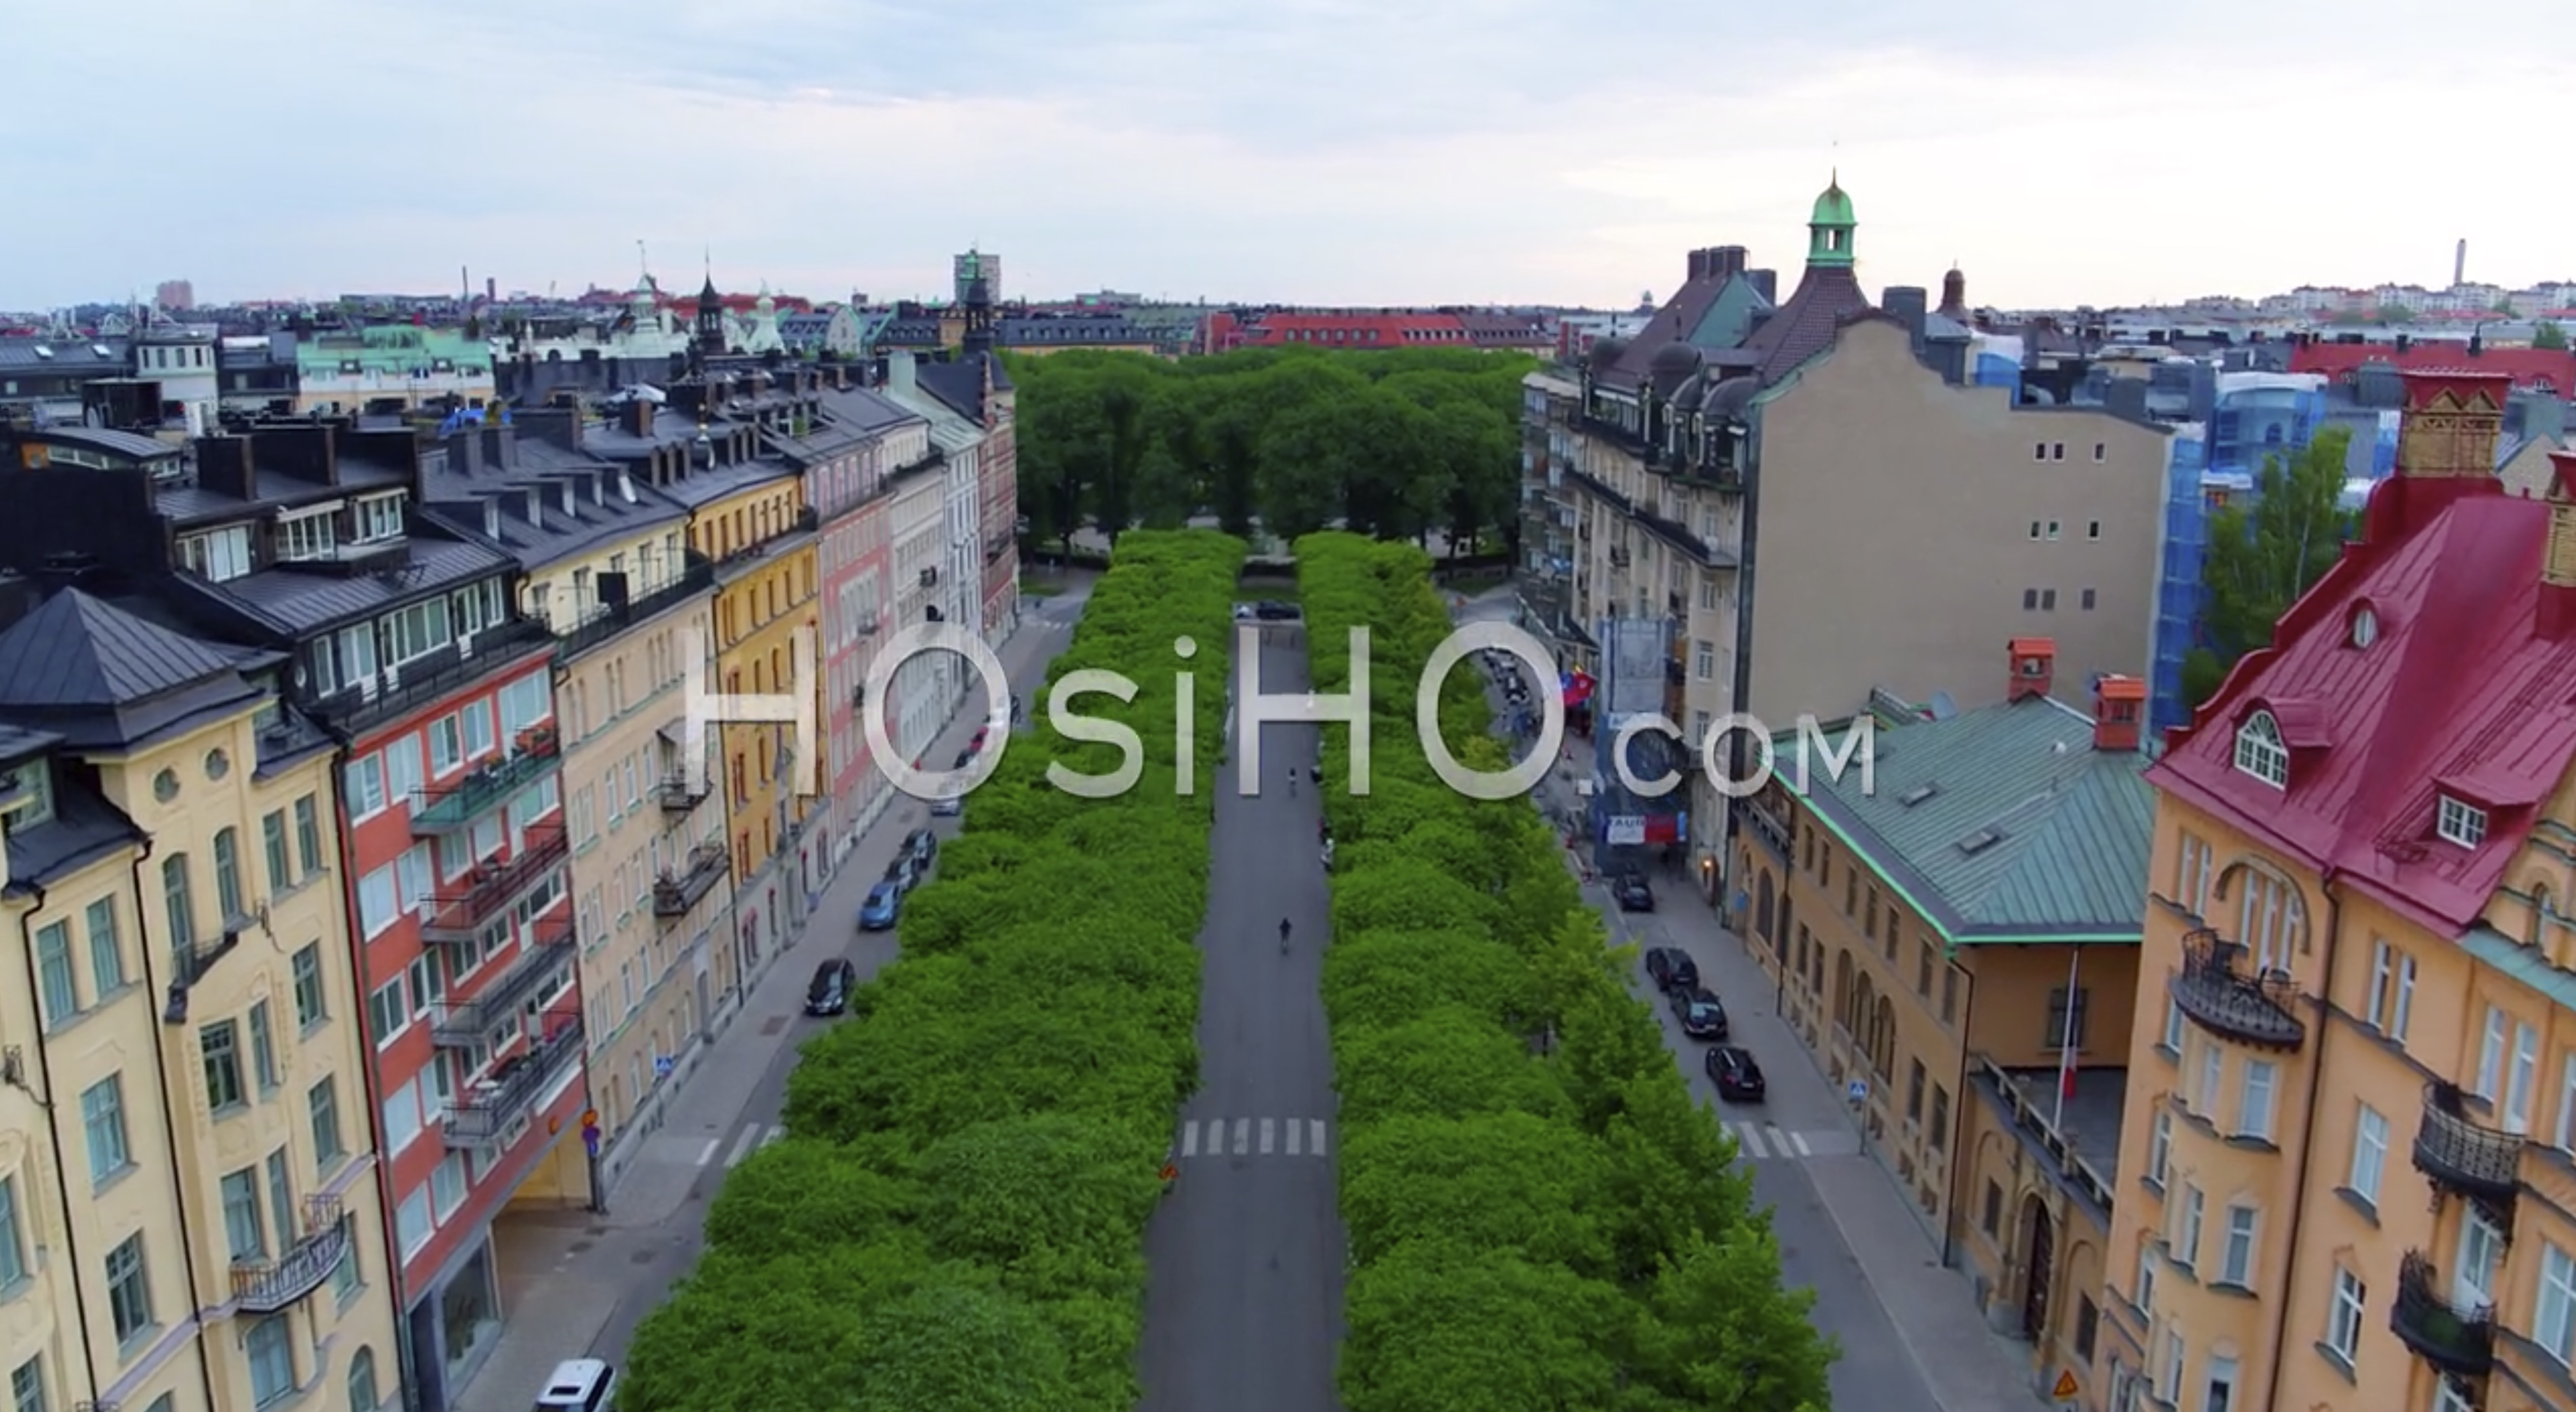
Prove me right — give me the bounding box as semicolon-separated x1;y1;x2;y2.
296;325;489;376
1806;174;1856;268
1778;695;2155;944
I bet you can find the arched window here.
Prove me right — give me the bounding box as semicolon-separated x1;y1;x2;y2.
349;1348;380;1412
2217;862;2308;974
1873;996;1898;1080
2232;711;2289;788
2532;883;2555;951
1756;873;1776;943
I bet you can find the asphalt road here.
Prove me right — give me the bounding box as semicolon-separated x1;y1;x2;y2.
1136;624;1347;1412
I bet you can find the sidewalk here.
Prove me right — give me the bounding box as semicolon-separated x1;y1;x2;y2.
459;602;1081;1412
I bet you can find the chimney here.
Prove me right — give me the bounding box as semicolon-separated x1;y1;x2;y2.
620;398;656;439
2540;451;2576;638
1748;269;1778;303
1881;287;1928;349
480;424;517;471
517;406;583;453
2007;637;2056;702
257;424;340;486
1709;246;1748;281
195;435;257;499
1687;250;1709;282
2091;675;2146;753
2525;394;2569;447
889;351;919;401
2366;368;2514;545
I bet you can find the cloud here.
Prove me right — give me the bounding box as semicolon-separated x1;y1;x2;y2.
3;0;2570;309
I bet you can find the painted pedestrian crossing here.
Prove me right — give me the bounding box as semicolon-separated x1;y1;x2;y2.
1173;1117;1332;1161
1726;1122;1858;1163
704;1123;788;1169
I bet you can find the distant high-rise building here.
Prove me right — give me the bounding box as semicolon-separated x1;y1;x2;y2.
154;278;194;310
2455;237;2468;287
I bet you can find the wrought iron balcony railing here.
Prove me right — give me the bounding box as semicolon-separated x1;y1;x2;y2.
553;555;716;660
161;923;247;1025
2390;1249;2495;1379
411;725;561;835
656;772;709;814
2169;928;2306;1050
230;1195;348;1314
443;1019;585;1147
653;843;730;918
2412;1079;2522;1209
429;912;576;1047
307;617;555;737
419;823;570;943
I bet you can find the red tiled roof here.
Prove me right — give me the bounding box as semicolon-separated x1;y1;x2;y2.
2152;371;2576;935
2289;340;2574;396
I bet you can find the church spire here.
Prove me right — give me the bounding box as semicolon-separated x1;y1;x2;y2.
1806;173;1857;269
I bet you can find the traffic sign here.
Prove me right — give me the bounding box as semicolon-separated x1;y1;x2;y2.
2052;1369;2080;1399
1846;1080;1869;1105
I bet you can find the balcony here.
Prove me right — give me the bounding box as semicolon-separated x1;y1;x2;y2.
656;771;708;814
443;1019;585;1148
308;616;556;738
2390;1250;2494;1380
429;913;575;1047
653;842;729;918
1577;414;1651;456
1609;546;1631;569
554;555;716;660
161;925;246;1025
418;823;571;944
711;506;821;585
411;725;561;835
230;1196;348;1315
2168;928;2305;1050
2412;1080;2522;1209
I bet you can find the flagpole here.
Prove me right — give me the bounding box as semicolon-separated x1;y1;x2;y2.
2053;946;2081;1129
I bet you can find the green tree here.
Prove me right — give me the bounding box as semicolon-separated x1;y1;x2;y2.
2535;321;2568;351
2181;426;2356;708
1341;1242;1629;1412
2380;304;2417;324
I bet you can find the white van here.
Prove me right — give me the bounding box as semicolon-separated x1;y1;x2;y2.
533;1359;616;1412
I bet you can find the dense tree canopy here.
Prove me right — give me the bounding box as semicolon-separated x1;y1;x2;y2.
1008;346;1533;553
2181;425;2356;708
1299;533;1835;1412
620;531;1242;1412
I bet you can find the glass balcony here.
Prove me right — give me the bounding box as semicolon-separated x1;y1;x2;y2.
230;1195;348;1314
2412;1080;2522;1209
654;843;729;918
419;822;570;944
2169;928;2305;1050
429;912;575;1048
2390;1249;2494;1379
411;724;561;835
443;1019;585;1148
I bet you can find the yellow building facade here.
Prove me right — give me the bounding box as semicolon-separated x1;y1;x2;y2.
0;589;400;1412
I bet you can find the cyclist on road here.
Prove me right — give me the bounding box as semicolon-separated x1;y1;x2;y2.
1279;916;1293;953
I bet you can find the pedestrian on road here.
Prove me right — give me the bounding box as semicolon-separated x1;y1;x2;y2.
1278;915;1293;954
1287;768;1297;797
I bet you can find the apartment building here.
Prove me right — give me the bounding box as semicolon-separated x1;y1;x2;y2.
1522;177;2169;900
411;415;723;1193
878;353;979;747
2099;369;2576;1412
1737;643;2154;1406
292;330;495;417
878;351;991;645
0;423;580;1412
0;576;402;1412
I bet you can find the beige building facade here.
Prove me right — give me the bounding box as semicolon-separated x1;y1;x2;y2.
0;586;401;1412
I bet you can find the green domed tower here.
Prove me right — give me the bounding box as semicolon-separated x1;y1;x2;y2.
1806;172;1856;268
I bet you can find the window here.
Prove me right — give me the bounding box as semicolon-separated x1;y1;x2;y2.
2458;1209;2504;1310
105;1234;151;1344
2366;939;2416;1041
2233;869;2302;974
2028;520;2043;539
2051;442;2066;461
356;493;405;543
178;526;252;581
202;1020;246;1111
384;597;452;665
1929;1086;1948;1148
2033;443;2048;462
2040;588;2058;611
293;795;324;875
2508;1019;2542;1134
2217;1204;2258;1287
81;1076;129;1184
432;1153;467;1220
2202;1354;2239;1412
1941;967;1959;1025
344;754;386;818
2477;1006;2508;1100
2045;985;2089;1050
2157;1322;2184;1401
2348;1103;2389;1204
2438;795;2488;848
309;1077;346;1170
292;944;326;1027
2238;1060;2276;1139
2080;588;2097;611
220;1168;265;1259
161;853;196;962
213;827;245;923
1982;1179;2003;1236
395;1187;433;1259
2195;1041;2223;1114
2135;1247;2160;1311
357;864;399;938
2232;710;2288;787
10;1357;38;1412
429;715;463;774
261;809;293;893
2172;1183;2204;1270
2174;832;2215;916
2539;1244;2576;1365
1907;1060;1926;1122
0;1175;26;1287
2073;1295;2099;1362
2558;1054;2576;1153
349;1350;380;1412
2045;520;2061;540
2325;1268;2366;1362
2022;587;2039;611
1692;640;1715;681
33;921;75;1027
2088;517;2103;537
246;1314;294;1406
84;898;123;995
2147;1109;2172;1187
2161;996;2185;1052
367;977;406;1048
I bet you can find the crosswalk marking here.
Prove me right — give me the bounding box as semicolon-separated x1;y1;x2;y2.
1724;1123;1848;1163
1789;1130;1812;1157
1172;1117;1335;1162
722;1124;774;1169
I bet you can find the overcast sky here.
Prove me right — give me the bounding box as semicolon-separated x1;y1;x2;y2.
8;0;2569;312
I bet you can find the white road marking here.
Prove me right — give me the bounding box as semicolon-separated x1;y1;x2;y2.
722;1125;763;1169
693;1138;721;1168
1232;1118;1250;1156
757;1126;785;1151
1259;1118;1276;1154
1181;1121;1201;1158
1790;1130;1813;1157
1732;1122;1770;1160
1310;1119;1328;1157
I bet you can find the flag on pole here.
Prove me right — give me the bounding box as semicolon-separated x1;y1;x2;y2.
2053;947;2081;1127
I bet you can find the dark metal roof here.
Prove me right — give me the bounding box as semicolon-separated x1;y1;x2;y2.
814;386;923;434
0;588;274;750
1741;265;1876;383
0;722;62;764
29;425;176;461
418;438;687;570
211;536;512;634
0;337;127;370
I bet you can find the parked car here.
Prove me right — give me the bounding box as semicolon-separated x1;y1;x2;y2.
1706;1045;1766;1102
1643;947;1691;989
805;957;859;1016
1668;985;1721;1022
1253;600;1298;621
930;794;964;818
883;853;921;889
901;828;938;871
1612;872;1655;912
859;881;904;931
1647;949;1698;994
1678;995;1731;1041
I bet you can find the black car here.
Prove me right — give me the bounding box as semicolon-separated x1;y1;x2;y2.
901;828;938;870
1612;872;1654;912
805;957;858;1016
1678;995;1730;1041
1668;985;1720;1021
1706;1045;1765;1102
1254;600;1299;621
883;852;920;889
1643;947;1690;989
1648;949;1698;994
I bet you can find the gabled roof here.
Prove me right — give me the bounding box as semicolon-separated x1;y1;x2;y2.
0;588;271;749
1788;695;2155;942
2291;341;2574;397
2152;461;2576;935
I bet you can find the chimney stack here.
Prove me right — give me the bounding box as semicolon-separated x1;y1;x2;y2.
2008;637;2056;703
2365;368;2513;545
2091;675;2146;753
2539;451;2576;638
620;398;656;439
1687;250;1709;282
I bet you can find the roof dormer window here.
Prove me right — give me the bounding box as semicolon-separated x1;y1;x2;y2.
2233;710;2289;788
2437;795;2489;849
2348;603;2379;649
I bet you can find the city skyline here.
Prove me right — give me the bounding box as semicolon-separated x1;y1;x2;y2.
11;0;2573;311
